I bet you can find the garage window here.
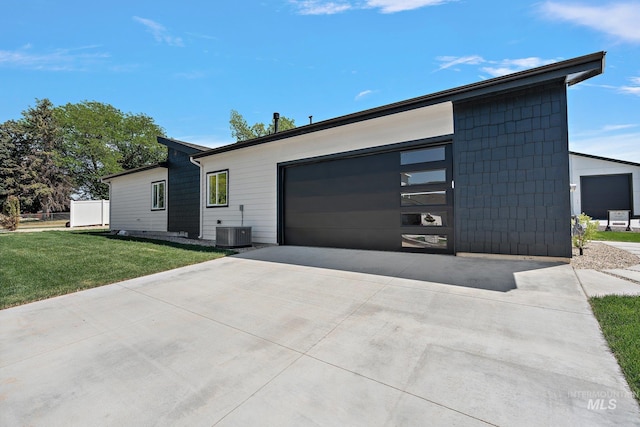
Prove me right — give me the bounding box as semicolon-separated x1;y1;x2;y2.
401;146;445;165
401;169;446;186
151;181;165;210
402;234;448;249
401;191;446;206
207;170;228;207
402;212;447;227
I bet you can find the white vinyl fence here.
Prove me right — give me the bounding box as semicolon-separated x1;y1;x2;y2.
69;200;110;227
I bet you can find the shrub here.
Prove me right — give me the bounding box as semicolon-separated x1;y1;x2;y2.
572;212;598;254
0;195;21;231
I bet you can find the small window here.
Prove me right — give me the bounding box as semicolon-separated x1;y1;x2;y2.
151;181;165;210
401;169;446;186
207;170;228;207
402;234;448;249
401;146;445;165
401;191;446;206
402;212;447;227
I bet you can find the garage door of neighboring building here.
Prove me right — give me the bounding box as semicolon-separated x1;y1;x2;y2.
280;143;454;253
580;174;632;219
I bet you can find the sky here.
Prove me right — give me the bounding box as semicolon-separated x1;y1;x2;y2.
2;1;640;161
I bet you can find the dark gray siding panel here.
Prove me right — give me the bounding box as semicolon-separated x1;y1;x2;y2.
453;81;572;258
167;148;200;238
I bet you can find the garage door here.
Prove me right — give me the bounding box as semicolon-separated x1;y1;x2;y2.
281;144;454;253
581;174;632;219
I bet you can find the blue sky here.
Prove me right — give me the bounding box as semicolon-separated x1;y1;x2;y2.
2;1;640;161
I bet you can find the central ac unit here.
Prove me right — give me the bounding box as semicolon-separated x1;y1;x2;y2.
216;226;252;248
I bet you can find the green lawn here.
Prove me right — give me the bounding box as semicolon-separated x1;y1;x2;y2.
0;231;231;309
590;296;640;403
593;231;640;243
590;230;640;403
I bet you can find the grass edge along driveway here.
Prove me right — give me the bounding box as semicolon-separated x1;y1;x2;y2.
0;231;231;309
590;296;640;405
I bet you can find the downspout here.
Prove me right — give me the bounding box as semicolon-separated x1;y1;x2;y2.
189;156;204;239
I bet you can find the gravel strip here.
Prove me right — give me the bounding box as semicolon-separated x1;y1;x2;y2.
110;231;273;254
571;241;640;271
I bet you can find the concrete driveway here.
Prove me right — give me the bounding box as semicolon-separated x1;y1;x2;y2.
1;246;639;426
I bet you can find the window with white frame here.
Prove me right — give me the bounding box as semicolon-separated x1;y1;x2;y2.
151;180;166;210
207;170;228;207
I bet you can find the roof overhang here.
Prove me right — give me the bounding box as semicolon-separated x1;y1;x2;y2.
101;162;168;183
157;136;209;154
192;51;606;160
570;151;640;168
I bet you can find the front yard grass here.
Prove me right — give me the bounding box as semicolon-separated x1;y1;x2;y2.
0;231;231;309
590;296;640;404
593;231;640;243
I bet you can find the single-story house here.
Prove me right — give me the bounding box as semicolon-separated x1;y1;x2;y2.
103;51;606;260
102;137;208;238
569;151;640;220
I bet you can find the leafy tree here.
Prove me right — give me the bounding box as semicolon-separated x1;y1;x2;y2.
0;121;21;205
0;195;20;231
55;101;166;199
0;99;73;213
230;110;296;142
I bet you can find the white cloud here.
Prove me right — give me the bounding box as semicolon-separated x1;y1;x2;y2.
355;89;374;100
539;2;640;43
619;76;640;95
291;1;352;15
570;131;640;164
602;124;638;131
365;0;452;13
290;0;452;14
0;46;109;71
133;16;184;47
435;55;560;77
481;57;558;77
435;55;484;71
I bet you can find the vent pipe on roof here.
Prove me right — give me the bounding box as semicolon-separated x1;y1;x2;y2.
309;115;313;124
273;112;280;133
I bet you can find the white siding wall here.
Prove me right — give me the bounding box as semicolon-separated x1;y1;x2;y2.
107;167;168;232
198;102;454;243
569;153;640;217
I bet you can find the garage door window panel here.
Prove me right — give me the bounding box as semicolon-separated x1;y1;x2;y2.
402;234;448;249
401;169;446;186
402;212;447;227
401;146;446;165
401;191;447;206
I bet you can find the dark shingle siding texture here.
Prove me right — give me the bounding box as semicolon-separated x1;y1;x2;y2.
453;80;571;258
167;148;200;238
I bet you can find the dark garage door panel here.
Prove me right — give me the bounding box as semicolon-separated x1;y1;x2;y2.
282;146;453;253
285;227;400;251
283;152;400;251
581;174;632;219
286;210;399;229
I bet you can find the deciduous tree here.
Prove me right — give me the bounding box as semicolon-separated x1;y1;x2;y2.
55;101;166;199
229;110;296;142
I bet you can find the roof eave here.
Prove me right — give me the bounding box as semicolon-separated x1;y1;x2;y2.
101;162;168;182
192;51;605;160
157;136;210;154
